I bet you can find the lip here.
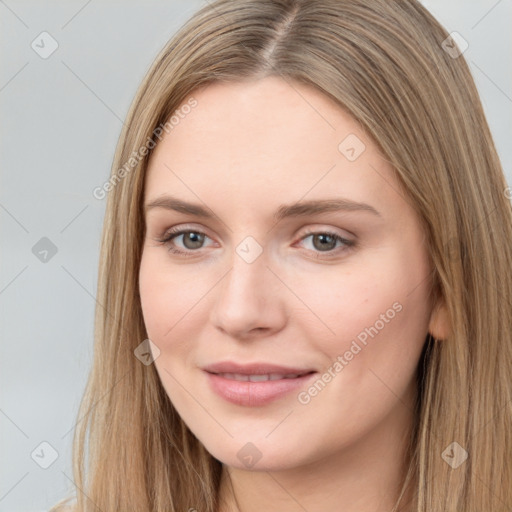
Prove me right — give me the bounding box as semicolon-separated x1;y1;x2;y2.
202;361;315;375
202;361;317;407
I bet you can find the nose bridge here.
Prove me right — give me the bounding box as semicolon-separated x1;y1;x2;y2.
221;239;270;307
210;236;283;336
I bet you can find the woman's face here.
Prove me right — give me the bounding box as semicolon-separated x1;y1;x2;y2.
139;76;447;471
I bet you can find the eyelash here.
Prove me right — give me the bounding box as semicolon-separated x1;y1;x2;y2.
155;226;355;260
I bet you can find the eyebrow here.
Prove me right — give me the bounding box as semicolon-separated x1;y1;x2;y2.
144;195;381;221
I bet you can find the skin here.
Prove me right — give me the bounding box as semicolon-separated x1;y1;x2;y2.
139;76;450;512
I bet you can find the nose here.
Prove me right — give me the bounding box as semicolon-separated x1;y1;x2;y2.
209;243;287;340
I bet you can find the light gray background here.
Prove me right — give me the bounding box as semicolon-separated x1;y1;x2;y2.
1;1;511;511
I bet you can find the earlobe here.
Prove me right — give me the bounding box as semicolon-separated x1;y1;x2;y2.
428;299;451;340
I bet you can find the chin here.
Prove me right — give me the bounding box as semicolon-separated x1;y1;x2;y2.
197;433;316;472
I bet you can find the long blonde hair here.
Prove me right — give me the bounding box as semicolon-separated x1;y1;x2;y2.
51;1;512;510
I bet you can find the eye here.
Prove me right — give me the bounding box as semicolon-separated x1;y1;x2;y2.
154;226;355;259
156;227;214;257
296;229;355;258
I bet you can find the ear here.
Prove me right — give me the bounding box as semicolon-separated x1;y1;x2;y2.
428;298;451;340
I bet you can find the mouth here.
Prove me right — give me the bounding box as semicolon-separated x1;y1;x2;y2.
202;361;318;406
202;360;316;376
210;372;314;382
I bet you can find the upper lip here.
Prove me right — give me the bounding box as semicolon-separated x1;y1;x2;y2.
202;361;316;376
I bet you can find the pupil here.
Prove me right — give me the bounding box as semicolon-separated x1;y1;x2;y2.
185;232;204;249
314;234;335;251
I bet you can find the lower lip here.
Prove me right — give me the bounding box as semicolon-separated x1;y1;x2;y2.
204;371;317;407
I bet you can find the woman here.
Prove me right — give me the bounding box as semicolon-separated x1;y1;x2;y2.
52;1;512;511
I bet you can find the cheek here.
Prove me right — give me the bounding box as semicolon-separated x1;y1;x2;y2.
298;267;428;337
297;249;432;380
138;252;203;402
139;255;171;341
139;250;204;340
138;250;226;375
139;254;191;365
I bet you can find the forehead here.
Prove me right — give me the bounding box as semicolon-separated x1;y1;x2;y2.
144;76;402;220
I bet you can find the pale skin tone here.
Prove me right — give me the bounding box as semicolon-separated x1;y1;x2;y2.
139;76;450;512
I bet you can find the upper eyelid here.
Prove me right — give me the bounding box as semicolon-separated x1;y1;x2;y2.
160;224;215;242
158;222;354;238
159;225;354;248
